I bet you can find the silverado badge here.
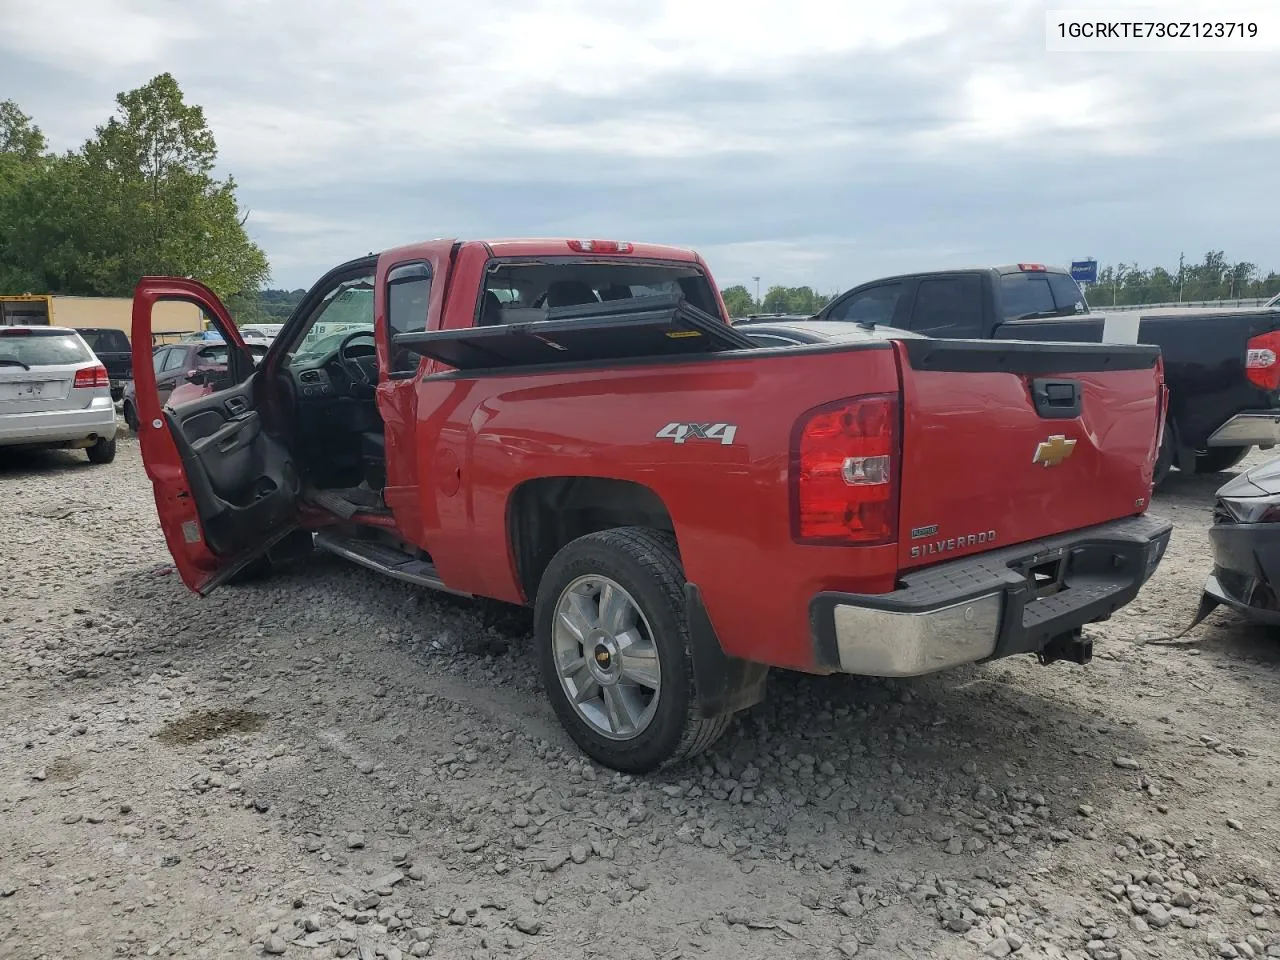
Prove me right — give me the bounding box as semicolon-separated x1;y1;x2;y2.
1033;435;1077;468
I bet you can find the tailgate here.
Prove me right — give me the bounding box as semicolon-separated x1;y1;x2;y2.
0;369;75;413
893;338;1163;571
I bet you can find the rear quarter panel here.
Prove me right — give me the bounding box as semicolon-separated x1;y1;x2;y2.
412;344;904;672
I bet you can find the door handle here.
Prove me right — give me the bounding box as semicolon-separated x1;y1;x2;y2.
224;396;247;415
1031;378;1081;419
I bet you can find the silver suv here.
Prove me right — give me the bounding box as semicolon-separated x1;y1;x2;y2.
0;326;118;463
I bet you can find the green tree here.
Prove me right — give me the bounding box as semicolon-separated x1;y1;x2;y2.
1091;252;1279;306
0;101;54;293
0;100;46;159
258;288;307;320
0;75;268;300
761;285;832;315
719;284;757;317
74;73;269;298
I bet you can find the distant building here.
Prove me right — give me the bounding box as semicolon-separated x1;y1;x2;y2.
0;294;204;343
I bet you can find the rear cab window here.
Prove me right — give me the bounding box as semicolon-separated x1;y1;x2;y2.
1000;271;1088;321
0;329;94;367
77;329;130;353
476;259;720;327
999;274;1056;320
1047;274;1089;313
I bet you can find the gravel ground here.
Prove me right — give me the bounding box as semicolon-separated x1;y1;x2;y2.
3;431;1280;960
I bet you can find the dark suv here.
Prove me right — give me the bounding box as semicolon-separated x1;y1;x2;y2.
74;328;133;401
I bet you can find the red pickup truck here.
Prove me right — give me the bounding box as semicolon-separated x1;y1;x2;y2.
132;238;1172;772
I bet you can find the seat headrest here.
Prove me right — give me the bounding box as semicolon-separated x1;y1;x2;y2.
544;281;600;308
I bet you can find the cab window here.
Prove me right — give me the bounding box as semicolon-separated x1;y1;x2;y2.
827;283;902;325
386;262;431;374
161;348;187;372
909;275;984;337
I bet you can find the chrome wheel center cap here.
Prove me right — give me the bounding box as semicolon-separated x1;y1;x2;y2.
587;633;620;684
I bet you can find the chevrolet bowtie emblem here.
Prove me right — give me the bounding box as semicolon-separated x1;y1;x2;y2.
1033;435;1077;468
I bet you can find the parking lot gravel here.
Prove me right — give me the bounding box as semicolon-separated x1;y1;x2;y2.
3;432;1280;960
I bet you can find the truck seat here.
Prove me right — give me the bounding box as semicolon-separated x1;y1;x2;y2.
544;281;599;308
478;290;504;326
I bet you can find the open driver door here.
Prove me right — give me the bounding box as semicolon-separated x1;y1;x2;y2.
132;277;302;595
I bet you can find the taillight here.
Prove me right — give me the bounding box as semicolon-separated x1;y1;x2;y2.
566;240;633;253
1017;263;1047;272
791;394;899;545
1245;330;1280;391
73;364;109;388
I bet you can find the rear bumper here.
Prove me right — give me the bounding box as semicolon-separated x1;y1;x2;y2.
810;514;1173;677
1206;411;1280;448
0;399;118;446
1202;520;1280;624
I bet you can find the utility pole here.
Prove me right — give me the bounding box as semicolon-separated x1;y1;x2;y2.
1178;252;1185;303
752;276;761;309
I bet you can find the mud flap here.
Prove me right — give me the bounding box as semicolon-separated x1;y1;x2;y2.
684;583;769;719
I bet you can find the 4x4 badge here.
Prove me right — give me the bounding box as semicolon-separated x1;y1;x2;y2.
656;422;738;445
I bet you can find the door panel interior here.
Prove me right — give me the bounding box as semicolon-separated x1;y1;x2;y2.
165;374;299;557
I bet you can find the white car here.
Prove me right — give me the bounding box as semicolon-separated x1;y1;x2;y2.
0;325;118;463
239;323;284;341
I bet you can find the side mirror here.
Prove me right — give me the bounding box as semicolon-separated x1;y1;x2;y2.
185;368;208;385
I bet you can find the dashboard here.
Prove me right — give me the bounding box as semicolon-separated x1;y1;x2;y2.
286;336;377;401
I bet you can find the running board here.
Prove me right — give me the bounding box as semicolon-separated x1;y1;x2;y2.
304;488;388;520
313;530;472;598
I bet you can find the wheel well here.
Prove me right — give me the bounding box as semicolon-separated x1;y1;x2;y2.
508;477;675;603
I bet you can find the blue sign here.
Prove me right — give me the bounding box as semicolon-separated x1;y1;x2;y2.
1070;259;1098;284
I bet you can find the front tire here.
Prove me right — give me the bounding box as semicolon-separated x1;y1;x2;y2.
1194;445;1250;474
86;436;116;464
535;527;731;774
122;400;139;432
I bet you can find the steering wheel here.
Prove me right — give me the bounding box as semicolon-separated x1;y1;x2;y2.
337;330;377;386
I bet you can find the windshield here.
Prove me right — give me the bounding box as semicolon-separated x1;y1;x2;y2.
285;277;375;367
291;331;361;362
0;330;93;367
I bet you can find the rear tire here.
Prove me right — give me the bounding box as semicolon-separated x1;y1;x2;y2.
86;436;116;464
534;527;732;774
123;400;139;432
1194;446;1250;474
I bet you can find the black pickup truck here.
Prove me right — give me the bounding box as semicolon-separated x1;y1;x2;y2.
74;327;133;401
780;264;1280;484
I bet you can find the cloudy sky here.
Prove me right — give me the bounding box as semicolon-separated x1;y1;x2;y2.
1;0;1277;293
